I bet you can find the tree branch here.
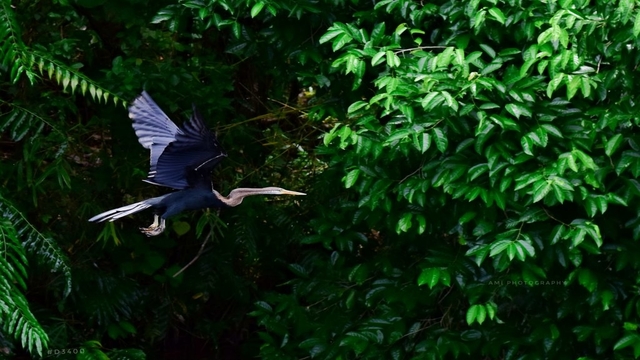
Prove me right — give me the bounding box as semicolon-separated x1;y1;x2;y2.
173;228;213;278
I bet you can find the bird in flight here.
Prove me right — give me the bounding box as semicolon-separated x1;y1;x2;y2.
89;91;305;236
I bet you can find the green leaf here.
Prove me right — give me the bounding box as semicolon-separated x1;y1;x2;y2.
343;169;360;188
580;77;591;98
466;245;490;266
319;28;343;44
454;48;465;65
541;124;563;138
386;129;412;144
348;101;368;113
479;43;496;59
417;268;441;289
371;51;386;66
614;334;640;350
505;103;532;119
332;33;353;51
618;0;634;24
506;242;517;260
567;75;581;100
488;8;506;25
537;27;554;45
416;214;426;234
396;213;412;233
480;62;503;75
432;128;448;153
250;2;265;18
571;228;587;247
558;27;569;48
518;240;535;257
521;135;534;155
519;58;537;78
490;115;520;131
634;13;640;38
421;92;445;110
565;152;579;172
288;263;309;278
485;302;497;320
468;163;489;182
476;305;487;324
420;133;431;153
572;149;597;170
547;73;565;98
441;91;458;112
386;50;401;67
172;221;190;236
437;47;454;67
578;268;596;292
532;180;552;203
584;222;602;247
473;9;486;30
232;22;241;39
489;239;510;256
371;22;386;44
459;211;477;224
605;134;624;156
466;305;479;325
323;124;342;146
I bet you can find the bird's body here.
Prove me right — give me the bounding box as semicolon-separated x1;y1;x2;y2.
161;187;228;217
89;91;304;236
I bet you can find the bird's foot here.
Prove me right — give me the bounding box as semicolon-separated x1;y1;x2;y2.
139;225;164;236
140;216;166;237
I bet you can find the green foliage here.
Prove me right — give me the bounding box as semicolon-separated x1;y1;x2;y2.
251;0;640;359
1;0;318;357
3;0;640;358
0;201;50;356
0;0;122;105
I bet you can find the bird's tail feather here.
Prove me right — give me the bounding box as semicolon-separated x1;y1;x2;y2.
89;200;154;223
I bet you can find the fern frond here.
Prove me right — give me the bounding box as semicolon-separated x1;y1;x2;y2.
0;0;36;84
79;340;108;359
0;99;66;141
0;218;49;357
0;218;28;291
144;300;170;341
234;213;258;258
72;271;142;326
0;1;123;105
0;102;41;141
0;196;72;298
24;52;125;107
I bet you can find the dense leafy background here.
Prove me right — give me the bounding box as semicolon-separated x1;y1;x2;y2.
2;0;640;359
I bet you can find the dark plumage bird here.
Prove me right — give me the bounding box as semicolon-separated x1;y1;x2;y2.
89;91;305;236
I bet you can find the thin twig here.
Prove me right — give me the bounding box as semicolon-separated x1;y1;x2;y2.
267;97;309;116
543;207;570;227
173;228;213;277
394;46;447;55
399;166;422;184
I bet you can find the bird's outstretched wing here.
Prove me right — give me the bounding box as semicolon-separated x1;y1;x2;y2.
151;105;226;189
129;92;227;189
129;91;181;179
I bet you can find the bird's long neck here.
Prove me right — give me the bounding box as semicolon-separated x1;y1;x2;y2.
212;187;286;207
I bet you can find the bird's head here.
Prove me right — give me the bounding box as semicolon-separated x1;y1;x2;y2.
260;187;307;196
219;186;306;207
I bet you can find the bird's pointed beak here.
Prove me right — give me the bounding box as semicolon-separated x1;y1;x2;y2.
280;189;306;196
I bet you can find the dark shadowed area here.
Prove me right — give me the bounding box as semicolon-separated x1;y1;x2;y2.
2;0;640;359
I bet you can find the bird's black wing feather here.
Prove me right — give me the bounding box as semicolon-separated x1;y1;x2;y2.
129;91;183;184
149;105;227;189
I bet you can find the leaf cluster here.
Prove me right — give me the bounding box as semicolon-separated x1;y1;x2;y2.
3;0;640;359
